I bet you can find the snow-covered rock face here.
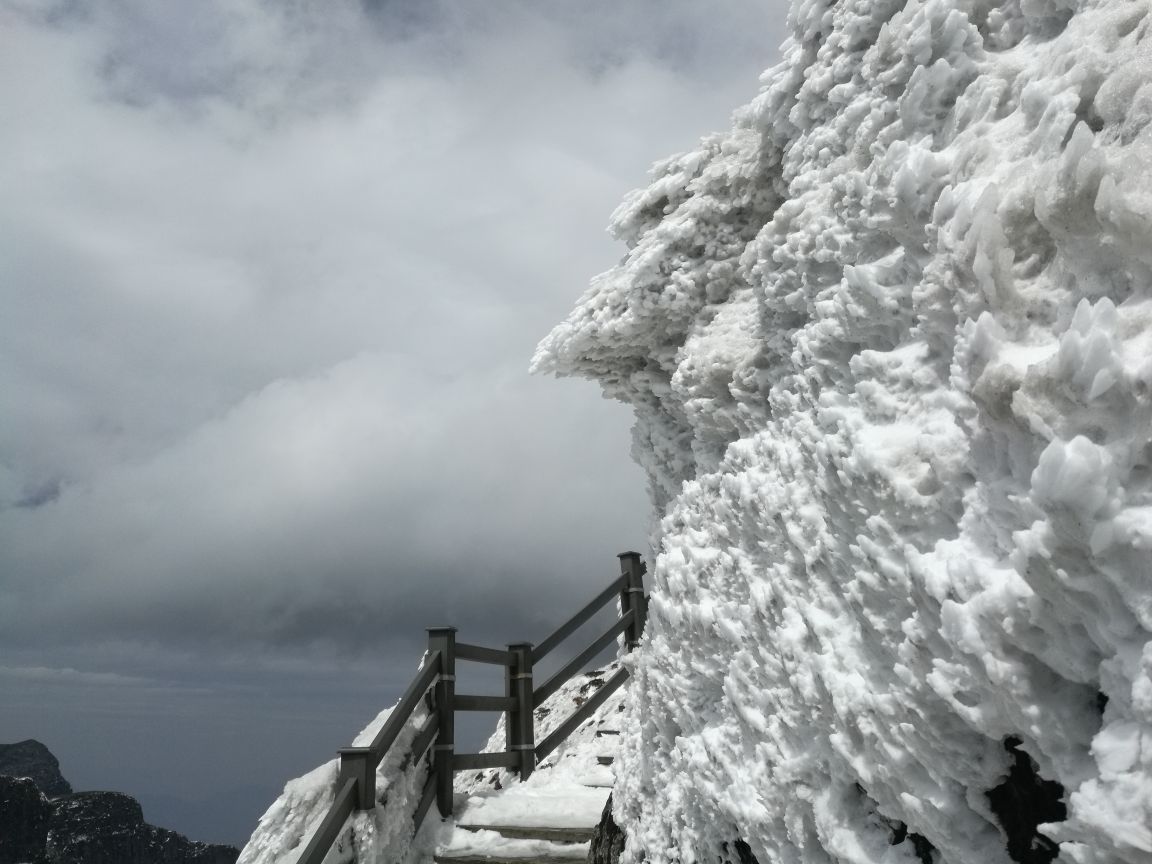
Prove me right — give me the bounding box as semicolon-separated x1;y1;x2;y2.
535;0;1152;862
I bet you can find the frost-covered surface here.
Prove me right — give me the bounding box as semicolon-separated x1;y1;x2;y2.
535;0;1152;862
237;694;433;864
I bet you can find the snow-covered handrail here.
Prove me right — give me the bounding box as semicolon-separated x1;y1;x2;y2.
294;650;442;864
293;552;647;864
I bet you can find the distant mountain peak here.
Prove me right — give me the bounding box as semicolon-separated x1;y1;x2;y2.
0;740;239;864
0;739;73;798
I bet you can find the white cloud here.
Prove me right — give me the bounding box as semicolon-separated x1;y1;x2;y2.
0;1;782;653
0;0;785;839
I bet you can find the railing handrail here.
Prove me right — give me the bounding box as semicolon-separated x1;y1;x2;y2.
293;776;358;864
367;650;442;756
533;609;634;707
292;551;647;864
532;572;627;663
535;666;630;763
455;642;511;665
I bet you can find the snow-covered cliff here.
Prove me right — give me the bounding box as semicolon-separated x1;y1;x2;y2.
535;0;1152;862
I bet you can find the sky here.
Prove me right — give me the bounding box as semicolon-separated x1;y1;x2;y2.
0;0;785;847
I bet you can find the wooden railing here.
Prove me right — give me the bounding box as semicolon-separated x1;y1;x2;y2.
294;551;648;864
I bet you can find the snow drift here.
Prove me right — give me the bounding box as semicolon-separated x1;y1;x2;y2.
535;0;1152;862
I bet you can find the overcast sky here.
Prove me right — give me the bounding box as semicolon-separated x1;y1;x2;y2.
0;0;784;846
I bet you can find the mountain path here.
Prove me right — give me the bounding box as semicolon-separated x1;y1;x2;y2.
433;716;621;864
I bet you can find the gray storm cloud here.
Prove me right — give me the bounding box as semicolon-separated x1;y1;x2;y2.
0;0;782;844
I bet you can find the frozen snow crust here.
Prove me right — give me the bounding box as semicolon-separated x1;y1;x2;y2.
535;0;1152;862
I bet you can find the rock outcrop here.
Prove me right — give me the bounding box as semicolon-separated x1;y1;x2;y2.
0;776;51;864
0;740;239;864
45;791;238;864
586;795;625;864
0;740;72;799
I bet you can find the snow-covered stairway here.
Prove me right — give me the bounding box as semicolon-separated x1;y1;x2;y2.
433;667;625;864
240;557;645;864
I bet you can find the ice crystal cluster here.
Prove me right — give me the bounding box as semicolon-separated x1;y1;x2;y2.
535;0;1152;861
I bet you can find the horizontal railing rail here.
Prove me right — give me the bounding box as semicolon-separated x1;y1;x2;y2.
531;573;628;664
533;610;634;707
452;751;521;771
293;551;647;864
454;694;518;712
455;642;511;665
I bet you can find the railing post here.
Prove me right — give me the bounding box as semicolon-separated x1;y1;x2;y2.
427;627;456;818
506;642;535;781
618;551;647;651
337;747;376;810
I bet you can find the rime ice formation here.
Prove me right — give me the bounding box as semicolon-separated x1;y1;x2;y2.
534;0;1152;862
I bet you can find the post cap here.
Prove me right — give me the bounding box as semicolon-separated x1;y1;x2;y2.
507;641;534;649
426;626;458;633
617;551;643;559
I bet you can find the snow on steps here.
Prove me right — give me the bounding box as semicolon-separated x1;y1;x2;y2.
435;665;625;864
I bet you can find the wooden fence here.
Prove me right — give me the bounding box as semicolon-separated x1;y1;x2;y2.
294;551;648;864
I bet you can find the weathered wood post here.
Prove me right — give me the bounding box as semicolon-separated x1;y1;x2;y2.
618;552;647;651
506;642;535;781
337;746;376;810
427;626;456;818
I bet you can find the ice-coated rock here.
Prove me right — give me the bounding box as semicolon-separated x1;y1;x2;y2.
536;0;1152;861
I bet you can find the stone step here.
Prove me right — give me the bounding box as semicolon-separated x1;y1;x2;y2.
437;822;593;864
435;830;590;864
435;855;587;864
457;824;594;843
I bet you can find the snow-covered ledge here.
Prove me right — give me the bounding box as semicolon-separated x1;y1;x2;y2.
535;0;1152;862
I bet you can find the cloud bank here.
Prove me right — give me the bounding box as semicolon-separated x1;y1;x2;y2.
1;0;782;843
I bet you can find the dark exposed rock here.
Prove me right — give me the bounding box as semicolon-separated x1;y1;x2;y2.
587;794;626;864
854;781;935;864
0;741;238;864
720;838;759;864
0;776;50;864
888;819;936;864
0;740;72;798
45;792;238;864
986;737;1066;864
